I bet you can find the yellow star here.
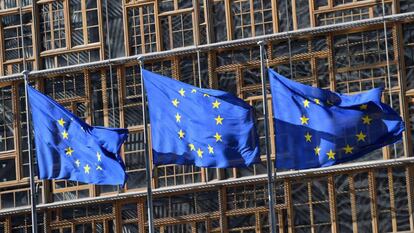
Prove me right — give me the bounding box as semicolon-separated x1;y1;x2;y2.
179;88;185;97
75;159;80;167
314;146;321;156
188;143;196;151
212;100;221;109
303;99;310;108
178;129;185;139
315;99;320;105
172;99;180;107
208;145;214;154
84;164;91;174
96;152;102;162
65;147;74;156
96;165;103;171
304;132;312;142
360;104;368;110
197;148;204;158
356;131;366;142
61;130;69;139
214;132;222;142
175;113;181;123
300;115;309;125
327;150;336;160
191;89;197;93
58;118;66;127
203;93;210;97
215;115;224;125
362;115;372;125
343;144;354;154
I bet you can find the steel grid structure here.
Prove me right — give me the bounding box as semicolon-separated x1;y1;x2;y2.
0;11;413;82
0;0;414;232
0;156;411;216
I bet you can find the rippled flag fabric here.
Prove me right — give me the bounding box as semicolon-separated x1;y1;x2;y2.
268;69;404;169
27;85;128;185
142;69;260;168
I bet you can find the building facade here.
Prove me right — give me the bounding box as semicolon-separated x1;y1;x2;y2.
0;0;413;232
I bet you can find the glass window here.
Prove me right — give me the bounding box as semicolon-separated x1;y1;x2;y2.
123;66;143;127
0;86;14;152
0;159;16;182
124;131;146;189
161;13;194;50
1;13;34;75
127;4;157;55
232;0;273;39
39;1;66;51
0;0;32;10
212;0;227;42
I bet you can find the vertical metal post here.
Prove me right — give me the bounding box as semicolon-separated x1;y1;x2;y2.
285;0;293;77
23;71;38;233
196;49;209;183
104;0;116;127
258;41;277;233
204;0;212;44
138;58;155;233
381;0;398;158
19;0;27;71
196;50;202;88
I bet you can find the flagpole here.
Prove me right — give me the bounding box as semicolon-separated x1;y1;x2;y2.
258;41;277;233
138;57;155;233
196;49;202;88
381;0;398;159
23;70;38;233
196;49;209;183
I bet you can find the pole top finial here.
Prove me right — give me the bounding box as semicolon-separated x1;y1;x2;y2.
137;56;144;64
22;70;30;76
257;41;265;46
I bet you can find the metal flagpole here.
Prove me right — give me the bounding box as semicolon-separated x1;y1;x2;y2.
138;57;155;233
381;0;398;158
258;41;277;233
20;0;37;231
196;49;210;183
285;0;294;77
196;50;202;88
23;71;38;233
104;0;116;127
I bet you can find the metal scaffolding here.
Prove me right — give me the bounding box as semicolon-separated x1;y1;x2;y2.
0;156;412;216
2;7;414;221
1;11;414;82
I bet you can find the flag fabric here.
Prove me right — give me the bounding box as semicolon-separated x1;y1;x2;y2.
142;69;261;168
27;85;128;185
268;69;405;169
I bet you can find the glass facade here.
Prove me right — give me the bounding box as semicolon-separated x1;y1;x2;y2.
0;0;412;232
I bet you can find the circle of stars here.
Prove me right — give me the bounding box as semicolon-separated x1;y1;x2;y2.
57;117;104;174
298;98;372;161
172;87;225;159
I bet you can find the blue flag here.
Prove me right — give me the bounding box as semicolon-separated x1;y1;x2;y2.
268;69;404;169
27;85;128;185
143;69;260;168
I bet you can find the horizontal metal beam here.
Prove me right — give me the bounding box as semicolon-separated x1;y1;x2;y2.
0;157;413;216
1;11;414;82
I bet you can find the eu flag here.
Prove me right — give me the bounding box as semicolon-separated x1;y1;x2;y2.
143;69;260;168
27;85;128;185
268;69;405;169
